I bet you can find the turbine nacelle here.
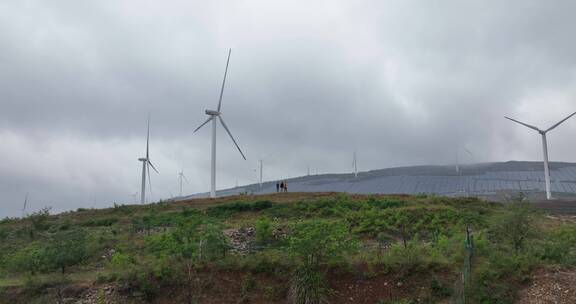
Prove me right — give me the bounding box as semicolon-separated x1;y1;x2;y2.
205;109;221;116
138;157;147;162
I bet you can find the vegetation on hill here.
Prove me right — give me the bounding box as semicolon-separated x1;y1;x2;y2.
0;193;575;303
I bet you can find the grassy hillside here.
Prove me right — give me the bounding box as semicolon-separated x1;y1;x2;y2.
0;192;575;304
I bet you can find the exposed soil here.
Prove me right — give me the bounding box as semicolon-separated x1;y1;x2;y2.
517;268;576;304
1;269;449;304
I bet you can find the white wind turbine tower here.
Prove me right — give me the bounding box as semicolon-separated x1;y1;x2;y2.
138;116;159;204
259;159;264;188
505;111;576;200
178;170;189;197
194;49;247;198
258;153;274;188
352;151;359;179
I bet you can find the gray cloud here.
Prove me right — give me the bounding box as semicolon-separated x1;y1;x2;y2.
1;0;576;217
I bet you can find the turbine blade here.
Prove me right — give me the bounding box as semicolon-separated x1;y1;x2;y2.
464;148;473;157
183;174;189;183
148;160;159;173
194;117;213;133
23;192;28;211
146;114;151;159
504;116;541;132
546;111;576;132
217;49;232;112
218;116;246;160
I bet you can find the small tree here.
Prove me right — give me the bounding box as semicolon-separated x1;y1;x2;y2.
27;207;51;239
147;217;228;304
6;244;46;275
287;220;358;304
45;228;88;274
491;195;536;254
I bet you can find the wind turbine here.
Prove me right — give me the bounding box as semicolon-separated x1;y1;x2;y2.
178;170;189;197
352;151;358;179
257;153;274;188
138;116;159;204
22;192;29;218
258;160;264;188
194;49;247;198
455;147;473;175
505;111;576;200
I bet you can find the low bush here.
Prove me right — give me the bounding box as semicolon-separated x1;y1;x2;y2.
536;225;576;266
468;251;537;303
206;200;274;218
255;217;273;245
381;241;444;274
80;217;118;227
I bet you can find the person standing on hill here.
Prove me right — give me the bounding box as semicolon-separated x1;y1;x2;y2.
284;181;288;192
276;182;280;193
280;181;285;192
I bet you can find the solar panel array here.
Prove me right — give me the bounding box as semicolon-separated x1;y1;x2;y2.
184;162;576;199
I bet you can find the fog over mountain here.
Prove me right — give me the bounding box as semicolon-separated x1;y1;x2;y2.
1;0;576;217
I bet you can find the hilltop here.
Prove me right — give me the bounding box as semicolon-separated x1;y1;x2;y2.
1;192;576;303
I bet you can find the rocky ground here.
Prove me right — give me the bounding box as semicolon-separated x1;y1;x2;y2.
517;268;576;304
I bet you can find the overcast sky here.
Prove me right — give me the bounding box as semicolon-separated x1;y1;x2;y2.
1;0;576;217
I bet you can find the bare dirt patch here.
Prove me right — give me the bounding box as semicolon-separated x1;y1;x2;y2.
517;268;576;304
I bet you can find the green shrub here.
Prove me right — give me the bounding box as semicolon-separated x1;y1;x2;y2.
27;207;52;238
5;244;46;275
44;228;89;274
366;197;406;209
206;201;274;218
382;242;437;274
288;220;358;267
536;225;576;266
287;220;358;304
150;255;176;286
489;201;537;254
468;247;538;303
0;227;9;241
255;217;273;245
80;217;118;227
109;252;135;270
288;265;329;304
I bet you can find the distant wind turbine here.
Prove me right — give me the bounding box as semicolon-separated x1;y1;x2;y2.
352;151;358;179
259;160;264;188
505;111;576;200
194;49;247;198
138;115;159;204
22;192;29;217
178;170;189;197
258;153;274;188
455;147;474;175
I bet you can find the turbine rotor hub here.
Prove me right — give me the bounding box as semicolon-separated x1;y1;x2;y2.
205;109;220;116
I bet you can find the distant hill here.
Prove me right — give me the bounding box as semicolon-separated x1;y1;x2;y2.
181;161;576;201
